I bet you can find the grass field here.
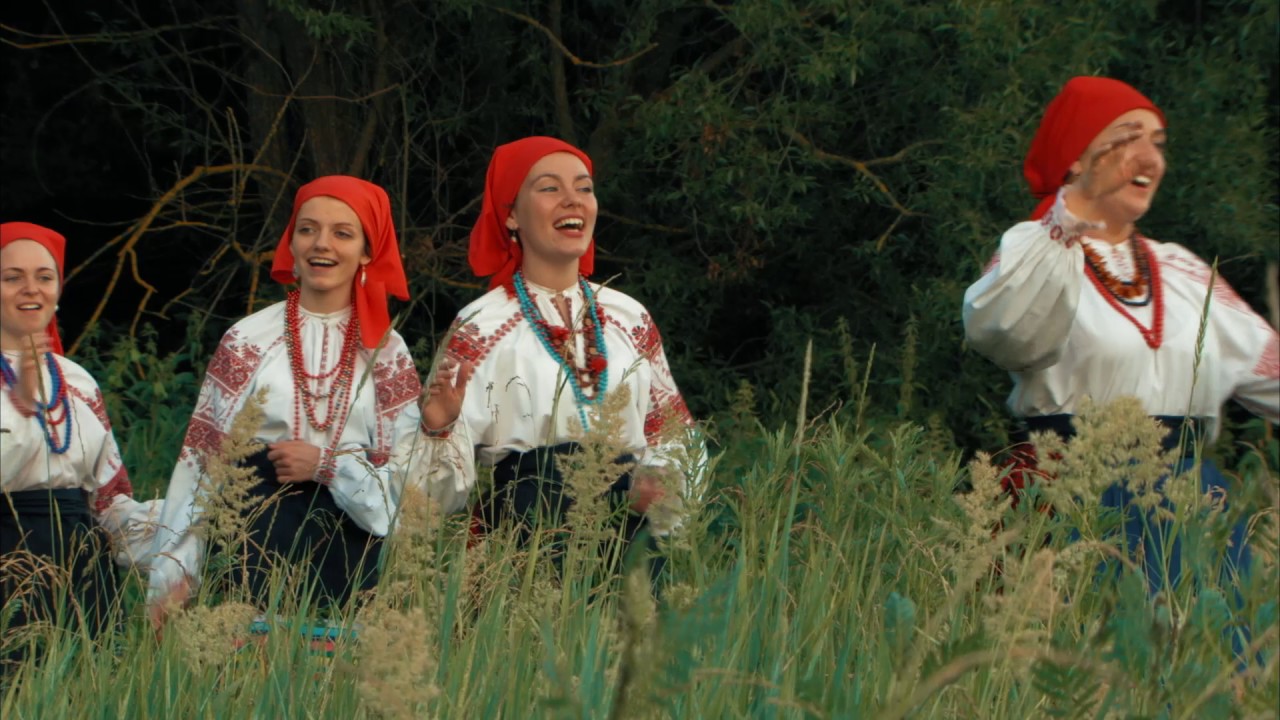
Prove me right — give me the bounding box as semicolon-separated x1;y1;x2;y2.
2;383;1277;718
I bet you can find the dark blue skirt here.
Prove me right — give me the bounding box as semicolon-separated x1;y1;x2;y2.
1018;414;1252;593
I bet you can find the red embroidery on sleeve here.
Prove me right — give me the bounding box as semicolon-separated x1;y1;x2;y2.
1255;335;1280;380
205;330;264;395
180;415;227;460
1160;254;1254;316
93;466;134;515
447;312;522;365
374;353;422;415
630;314;663;360
69;386;113;430
644;387;694;446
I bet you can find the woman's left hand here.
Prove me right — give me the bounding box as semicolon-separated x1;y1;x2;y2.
629;467;669;513
267;440;322;483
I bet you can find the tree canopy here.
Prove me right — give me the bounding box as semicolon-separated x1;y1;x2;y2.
2;0;1276;449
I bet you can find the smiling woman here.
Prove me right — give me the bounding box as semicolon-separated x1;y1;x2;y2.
414;136;705;587
962;77;1279;595
147;176;428;628
0;222;160;669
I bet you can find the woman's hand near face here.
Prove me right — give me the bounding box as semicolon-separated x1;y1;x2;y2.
266;440;322;483
421;360;474;432
1069;121;1145;202
13;332;52;410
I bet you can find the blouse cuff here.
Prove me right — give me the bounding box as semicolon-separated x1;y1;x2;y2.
1044;188;1104;246
420;418;456;440
315;444;337;484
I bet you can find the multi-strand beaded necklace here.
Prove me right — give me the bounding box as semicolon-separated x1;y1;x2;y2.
1;351;73;454
512;271;609;431
1082;234;1164;349
283;289;361;443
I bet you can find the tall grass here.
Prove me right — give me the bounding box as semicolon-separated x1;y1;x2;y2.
3;334;1277;718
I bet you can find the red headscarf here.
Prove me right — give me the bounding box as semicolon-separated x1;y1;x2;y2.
1024;76;1165;219
469;136;596;290
1;222;67;355
270;176;409;349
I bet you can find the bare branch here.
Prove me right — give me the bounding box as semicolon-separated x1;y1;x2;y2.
68;163;290;355
486;6;657;69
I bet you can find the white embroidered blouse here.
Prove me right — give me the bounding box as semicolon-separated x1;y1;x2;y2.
1;351;161;567
963;191;1280;433
147;301;425;599
418;280;704;528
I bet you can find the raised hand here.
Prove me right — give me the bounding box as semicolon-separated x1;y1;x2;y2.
420;359;474;432
1071;121;1145;201
14;332;52;410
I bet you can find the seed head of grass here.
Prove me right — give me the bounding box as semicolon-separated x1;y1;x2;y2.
169;601;259;671
354;605;440;719
379;484;443;607
193;388;270;553
1035;397;1178;514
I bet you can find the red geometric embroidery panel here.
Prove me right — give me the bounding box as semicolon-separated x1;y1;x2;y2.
447;312;522;366
644;386;694;446
630;314;663;361
93;467;134;515
206;331;265;395
70;385;113;431
181;415;227;459
374;353;423;415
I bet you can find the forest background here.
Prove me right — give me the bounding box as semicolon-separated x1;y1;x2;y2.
1;0;1277;486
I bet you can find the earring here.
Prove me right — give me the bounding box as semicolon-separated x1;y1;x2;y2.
361;267;367;287
292;265;300;281
509;228;520;244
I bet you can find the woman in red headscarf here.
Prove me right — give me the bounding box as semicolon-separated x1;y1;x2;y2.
416;137;703;579
962;77;1278;591
148;177;425;626
1;222;160;661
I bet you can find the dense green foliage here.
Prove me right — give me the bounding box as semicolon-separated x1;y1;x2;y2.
2;0;1276;452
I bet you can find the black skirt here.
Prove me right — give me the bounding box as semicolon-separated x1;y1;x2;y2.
1;487;120;664
471;442;662;582
210;449;383;611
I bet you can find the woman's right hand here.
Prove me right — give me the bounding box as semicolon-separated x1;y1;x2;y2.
149;578;191;638
13;332;52;410
420;359;474;433
1068;121;1145;202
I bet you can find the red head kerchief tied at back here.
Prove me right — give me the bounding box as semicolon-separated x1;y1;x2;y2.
1024;76;1165;219
270;176;409;349
1;221;67;355
469;136;596;291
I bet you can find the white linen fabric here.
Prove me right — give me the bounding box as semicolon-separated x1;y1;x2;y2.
418;280;704;528
963;190;1279;433
147;300;424;599
1;351;161;567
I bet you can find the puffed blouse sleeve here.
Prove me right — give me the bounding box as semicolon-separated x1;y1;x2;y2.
627;310;707;502
323;334;433;530
1179;249;1280;422
963;191;1088;372
71;380;163;570
410;320;479;515
147;325;260;600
